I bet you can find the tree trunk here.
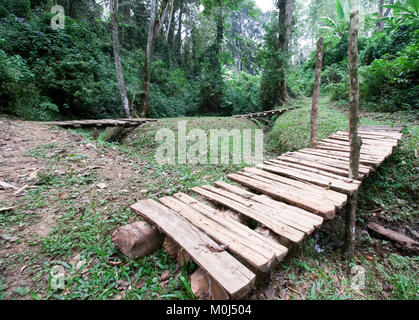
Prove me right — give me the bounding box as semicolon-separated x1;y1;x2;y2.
310;37;323;148
165;1;174;41
111;0;131;118
345;11;361;258
377;0;394;30
277;0;294;102
174;0;184;58
140;0;171;117
377;0;384;30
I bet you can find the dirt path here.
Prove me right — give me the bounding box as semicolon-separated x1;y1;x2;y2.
0;119;149;299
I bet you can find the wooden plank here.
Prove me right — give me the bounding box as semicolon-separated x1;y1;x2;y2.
336;130;402;140
328;135;398;147
173;193;288;263
200;185;316;234
322;137;397;150
191;186;307;243
283;152;373;175
130;199;255;298
266;159;360;183
256;162;360;195
214;181;324;227
316;141;392;158
278;153;361;178
318;139;393;154
243;167;347;208
337;134;402;144
159;196;278;271
299;148;381;167
226;173;336;219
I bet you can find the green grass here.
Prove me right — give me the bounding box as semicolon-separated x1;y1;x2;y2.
267;96;418;300
2;97;417;300
268;96;387;154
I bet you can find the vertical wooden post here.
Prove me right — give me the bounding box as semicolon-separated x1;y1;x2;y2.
345;10;362;258
310;37;323;148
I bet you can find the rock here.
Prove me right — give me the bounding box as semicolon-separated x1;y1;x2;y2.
190;268;229;300
112;221;163;259
96;183;108;189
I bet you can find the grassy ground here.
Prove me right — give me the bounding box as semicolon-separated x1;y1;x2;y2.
265;96;418;300
0;117;263;300
0;98;417;300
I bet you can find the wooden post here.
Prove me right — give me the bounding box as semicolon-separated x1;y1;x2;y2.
310;37;323;148
345;10;362;258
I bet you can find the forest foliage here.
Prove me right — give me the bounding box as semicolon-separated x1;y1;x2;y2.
0;0;417;121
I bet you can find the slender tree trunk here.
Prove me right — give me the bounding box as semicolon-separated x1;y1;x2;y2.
174;0;184;58
165;2;174;41
377;0;394;30
111;0;131;118
277;0;294;103
310;37;323;148
345;11;362;258
140;0;171;117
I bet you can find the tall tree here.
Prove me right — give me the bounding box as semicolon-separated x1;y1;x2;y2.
377;0;395;30
140;0;172;117
310;37;323;148
277;0;294;101
111;0;131;118
345;10;362;258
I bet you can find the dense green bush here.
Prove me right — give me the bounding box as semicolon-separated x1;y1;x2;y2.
360;39;419;111
223;73;261;115
361;19;419;65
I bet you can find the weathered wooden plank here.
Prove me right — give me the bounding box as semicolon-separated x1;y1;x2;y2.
266;159;360;183
283;152;373;175
46;118;156;128
299;149;381;167
172;193;288;263
130;199;255;298
322;137;397;150
191;186;307;243
226;173;336;219
316;141;392;158
200;185;316;234
159;196;278;271
278;153;359;178
336;130;402;140
257;162;360;195
243;167;347;208
214;181;324;227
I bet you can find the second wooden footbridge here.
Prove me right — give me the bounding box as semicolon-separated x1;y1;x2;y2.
130;125;404;299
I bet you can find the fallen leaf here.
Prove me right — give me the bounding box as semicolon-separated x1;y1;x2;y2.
13;184;29;196
28;169;40;180
96;183;108;189
160;270;171;282
264;284;276;300
106;258;122;266
0;181;18;191
0;206;15;213
59;192;69;200
1;234;18;242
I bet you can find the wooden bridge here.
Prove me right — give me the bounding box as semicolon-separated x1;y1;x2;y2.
45;118;156;128
233;107;298;120
130;125;404;299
